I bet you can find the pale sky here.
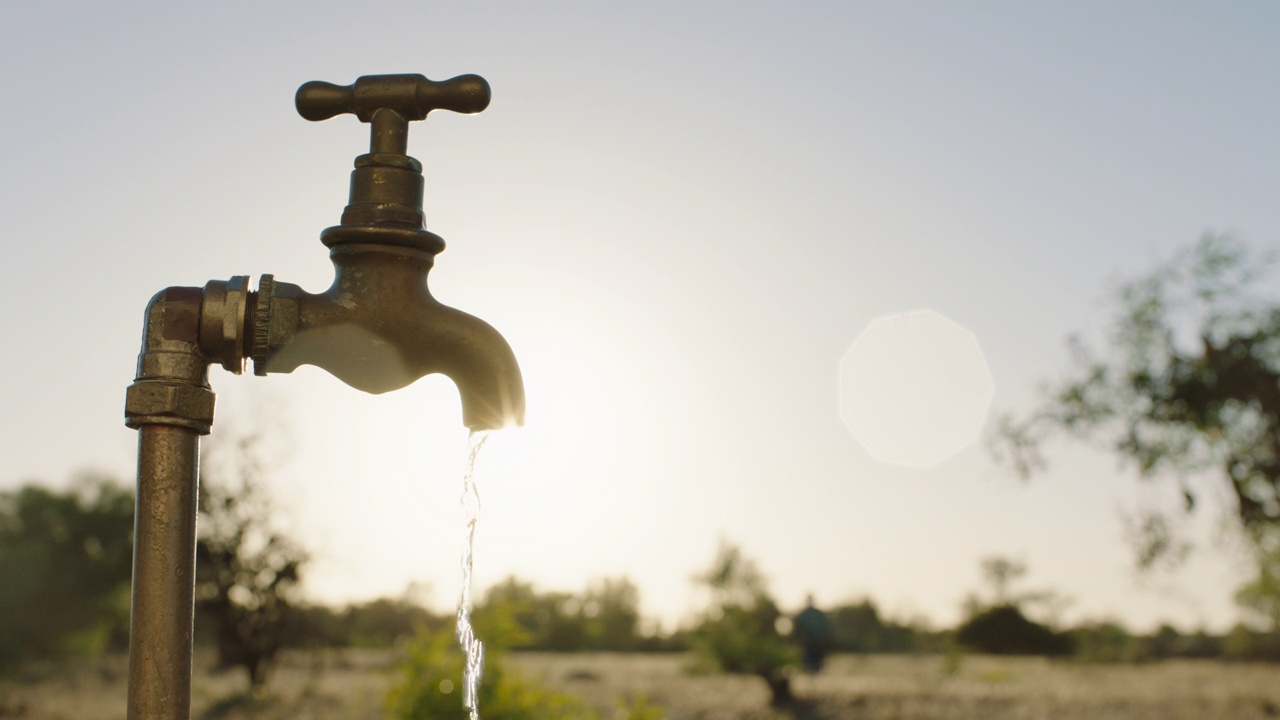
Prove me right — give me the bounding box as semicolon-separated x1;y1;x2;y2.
3;3;1279;633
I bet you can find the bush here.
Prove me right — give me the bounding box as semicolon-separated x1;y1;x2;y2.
689;542;796;706
1141;624;1223;660
386;602;665;720
385;628;586;720
0;477;134;670
956;605;1073;656
1222;625;1280;662
829;599;931;653
1070;621;1141;663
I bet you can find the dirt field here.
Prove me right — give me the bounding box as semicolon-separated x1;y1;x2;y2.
2;650;1279;720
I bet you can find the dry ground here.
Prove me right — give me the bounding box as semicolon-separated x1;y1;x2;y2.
2;650;1279;720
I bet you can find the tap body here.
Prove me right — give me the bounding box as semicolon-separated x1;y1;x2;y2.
257;242;524;429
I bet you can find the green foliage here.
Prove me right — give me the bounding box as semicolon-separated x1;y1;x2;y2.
960;555;1073;635
288;596;447;649
1223;623;1280;661
1140;624;1222;660
479;575;649;652
1068;622;1257;664
339;596;446;647
828;600;883;653
980;557;1027;607
689;541;795;706
1070;621;1141;663
268;573;658;656
1236;530;1280;631
579;577;642;651
615;693;665;720
385;628;584;720
995;235;1280;571
385;603;664;720
827;598;930;653
0;475;134;670
195;433;307;689
956;605;1073;656
481;576;575;651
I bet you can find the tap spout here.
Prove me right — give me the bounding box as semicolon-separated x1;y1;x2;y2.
251;243;525;430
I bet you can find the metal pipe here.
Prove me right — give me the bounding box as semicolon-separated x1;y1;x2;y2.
127;425;200;720
124;287;216;720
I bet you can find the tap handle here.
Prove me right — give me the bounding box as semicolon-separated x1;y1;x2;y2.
296;73;490;123
297;74;490;156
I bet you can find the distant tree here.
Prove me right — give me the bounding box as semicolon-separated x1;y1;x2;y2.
580;577;642;651
285;603;347;648
827;598;937;654
980;557;1027;607
956;556;1072;656
1140;623;1222;660
960;555;1070;628
829;599;911;653
1223;622;1280;662
1070;620;1139;663
1236;544;1280;632
195;431;307;690
0;475;134;669
477;575;645;652
341;596;446;647
995;236;1280;577
281;592;447;650
690;541;795;706
829;600;881;653
481;576;580;651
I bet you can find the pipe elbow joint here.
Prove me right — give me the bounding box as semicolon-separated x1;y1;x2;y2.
125;286;216;432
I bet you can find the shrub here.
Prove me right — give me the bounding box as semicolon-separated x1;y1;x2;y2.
689;542;796;706
1222;624;1280;662
956;605;1073;656
385;606;665;720
0;476;134;670
1070;621;1141;663
385;628;586;720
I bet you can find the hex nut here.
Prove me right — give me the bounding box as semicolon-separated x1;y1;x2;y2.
252;277;302;376
125;382;215;431
199;276;249;374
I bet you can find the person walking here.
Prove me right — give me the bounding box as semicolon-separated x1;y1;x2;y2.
793;594;834;674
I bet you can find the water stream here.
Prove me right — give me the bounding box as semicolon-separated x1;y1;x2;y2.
456;429;490;720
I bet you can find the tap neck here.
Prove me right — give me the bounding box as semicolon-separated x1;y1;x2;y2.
327;243;437;300
319;152;446;255
342;152;424;227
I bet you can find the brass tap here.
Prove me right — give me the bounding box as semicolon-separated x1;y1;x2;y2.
250;73;525;430
123;73;525;720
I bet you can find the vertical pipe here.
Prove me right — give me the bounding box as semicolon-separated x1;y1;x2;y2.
127;425;200;720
